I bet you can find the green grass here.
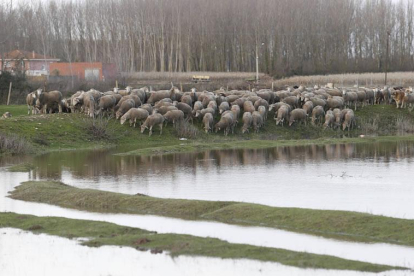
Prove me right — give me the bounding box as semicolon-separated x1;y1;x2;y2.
7;162;35;172
10;181;414;247
0;212;403;272
1;104;414;156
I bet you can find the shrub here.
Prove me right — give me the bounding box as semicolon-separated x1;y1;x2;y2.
0;132;33;155
173;120;199;139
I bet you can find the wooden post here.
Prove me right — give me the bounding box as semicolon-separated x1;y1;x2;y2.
180;82;183;92
116;80;118;88
7;82;12;106
271;82;274;91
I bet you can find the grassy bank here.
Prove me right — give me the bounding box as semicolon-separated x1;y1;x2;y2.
0;212;400;272
10;181;414;247
1;104;414;156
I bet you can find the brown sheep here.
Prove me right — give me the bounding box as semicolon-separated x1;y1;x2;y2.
203;113;214;133
215;112;235;136
141;113;165;136
254;99;269;111
146;87;176;104
326;97;344;110
35;90;63;114
241;112;253;134
288;108;307;126
282;96;299;108
311;106;325;126
164;110;184;126
174;102;193;119
96;95;117;116
154;105;178;115
140;104;153;115
115;99;135;119
302;101;314;115
120;108;149;127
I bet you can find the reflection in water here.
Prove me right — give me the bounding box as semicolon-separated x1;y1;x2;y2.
2;140;414;218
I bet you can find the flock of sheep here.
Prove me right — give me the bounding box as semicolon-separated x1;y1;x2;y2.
23;84;414;136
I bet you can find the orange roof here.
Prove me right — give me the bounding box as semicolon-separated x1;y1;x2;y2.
0;50;59;60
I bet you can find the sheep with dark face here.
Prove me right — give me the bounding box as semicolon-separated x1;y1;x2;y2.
120;108;149;127
141;113;165;136
203;113;214;133
35;89;63;114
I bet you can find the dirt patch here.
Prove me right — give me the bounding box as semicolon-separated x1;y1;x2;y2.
134;238;151;245
28;225;43;231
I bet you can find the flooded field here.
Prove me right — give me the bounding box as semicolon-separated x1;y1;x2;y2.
4;140;414;218
1;140;414;274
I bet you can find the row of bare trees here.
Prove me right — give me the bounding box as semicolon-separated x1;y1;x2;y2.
1;0;414;77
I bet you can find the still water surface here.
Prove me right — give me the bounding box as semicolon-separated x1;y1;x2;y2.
8;140;414;218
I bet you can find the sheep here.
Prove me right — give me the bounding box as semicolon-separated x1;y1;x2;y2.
241;112;253;133
402;92;414;111
146;87;176;104
35;90;63;114
96;95;117;116
26;92;38;115
141;113;165;136
302;100;314;115
130;88;148;103
258;106;267;121
2;112;12;119
219;102;230;114
173;102;193;119
192;101;203;117
269;102;291;114
115;95;141;112
326;96;344;110
120;108;149;127
342;109;355;131
311;106;325;126
230;104;241;124
154;105;178;115
215;112;235;136
257;91;273;103
323;110;335;129
203;113;214;133
254;99;269;111
275;105;290;126
195;108;215;118
115;99;135;119
181;95;193;107
252;111;263;133
140;104;153;115
282;96;299;108
288;108;307;126
231;97;246;108
309;97;327;109
243;101;255;113
73;91;96;117
163;110;184;126
342;91;358;110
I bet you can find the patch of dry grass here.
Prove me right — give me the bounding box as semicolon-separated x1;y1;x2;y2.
275;71;414;87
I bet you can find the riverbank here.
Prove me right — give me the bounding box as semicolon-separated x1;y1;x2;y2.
9;181;414;247
0;212;400;272
1;104;414;156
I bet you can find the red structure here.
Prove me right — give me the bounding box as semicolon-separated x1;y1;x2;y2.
49;62;117;81
0;50;60;75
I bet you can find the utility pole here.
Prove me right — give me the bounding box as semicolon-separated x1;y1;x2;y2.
255;42;259;84
385;30;391;86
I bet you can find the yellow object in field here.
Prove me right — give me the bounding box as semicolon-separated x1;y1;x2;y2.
192;75;210;82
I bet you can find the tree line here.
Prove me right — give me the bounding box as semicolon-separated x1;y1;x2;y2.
1;0;413;78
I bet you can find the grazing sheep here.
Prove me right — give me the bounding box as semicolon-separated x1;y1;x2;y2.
275;105;290;126
326;96;344;110
230;104;241;124
243;101;255;113
2;112;12;118
96;95;117;116
120;108;149;127
192;101;203;117
195;107;215;118
288;108;307;126
115;99;135;119
332;108;342;128
342;91;358;110
231;97;246;108
269;102;291;114
74;91;96;117
311;106;325;126
140;104;153;115
146;87;177;104
258;106;267;121
254;99;269;111
323;110;335;129
26;92;39;115
342;109;355;131
164;110;184;126
241;112;253;133
141;113;165;136
403;92;414;111
219;102;230;114
215;112;235;136
252;111;263;133
173;102;193;119
35;90;63;114
309;97;326;109
203;113;214;133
